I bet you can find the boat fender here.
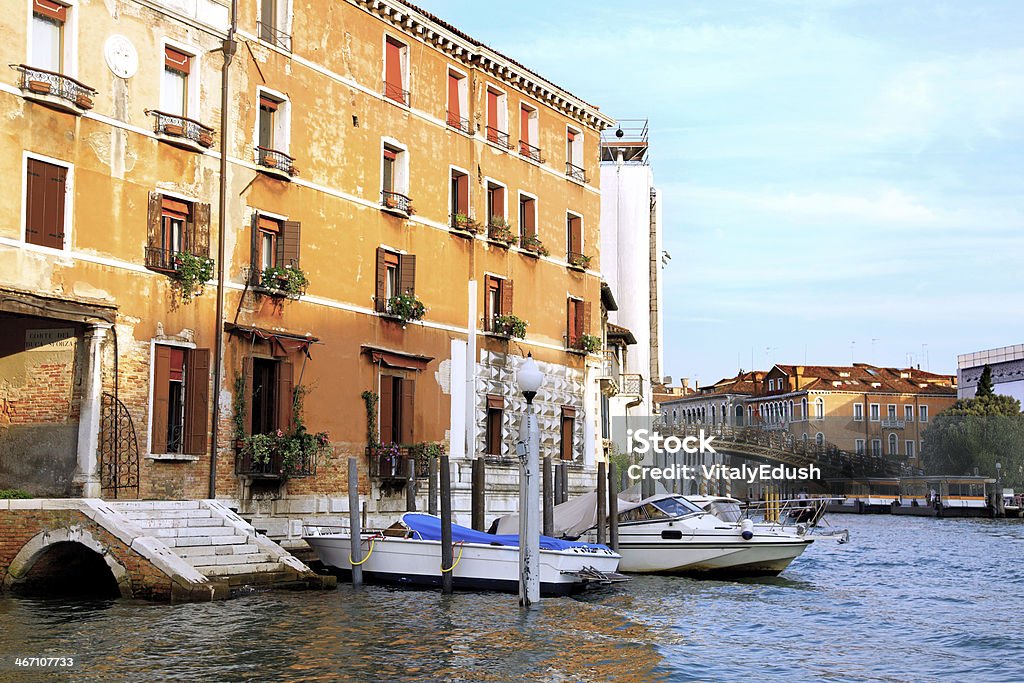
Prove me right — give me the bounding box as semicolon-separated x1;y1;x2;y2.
740;519;754;540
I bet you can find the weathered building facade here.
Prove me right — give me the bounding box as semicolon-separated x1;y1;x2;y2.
0;0;614;532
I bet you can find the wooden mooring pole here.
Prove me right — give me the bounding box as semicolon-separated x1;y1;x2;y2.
543;455;554;536
608;461;619;552
406;458;417;512
560;462;570;503
472;457;485;531
440;455;454;594
428;455;439;516
347;456;362;587
597;461;607;545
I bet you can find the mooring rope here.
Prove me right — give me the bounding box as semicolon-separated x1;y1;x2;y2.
440;541;465;573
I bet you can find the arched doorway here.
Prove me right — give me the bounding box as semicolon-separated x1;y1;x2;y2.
4;528;131;599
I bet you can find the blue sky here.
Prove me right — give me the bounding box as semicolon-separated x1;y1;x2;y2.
417;0;1024;384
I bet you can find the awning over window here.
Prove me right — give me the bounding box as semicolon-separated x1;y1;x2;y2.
225;322;319;358
361;345;433;372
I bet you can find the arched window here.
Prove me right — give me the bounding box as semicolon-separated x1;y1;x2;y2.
800;397;807;420
711;405;716;424
788;400;794;421
815;432;824;446
736;404;744;426
889;433;898;456
814;397;824;420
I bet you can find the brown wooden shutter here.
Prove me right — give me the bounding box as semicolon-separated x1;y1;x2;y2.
148;191;162;251
447;72;460;120
249;213;259;283
500;278;513;316
242;356;253;435
401;378;415;444
398;253;416;296
279;220;301;267
379;376;394;444
568;216;582;254
523;198;536;237
566;298;574;346
560;408;575;460
487;89;498;130
374;247;388;312
582;301;592;336
24;160;44;246
456;174;469;215
275;361;294;432
183;348;210;455
192;203;211;257
151;345;171;453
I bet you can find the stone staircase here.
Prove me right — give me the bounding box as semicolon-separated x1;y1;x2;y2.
110;500;318;589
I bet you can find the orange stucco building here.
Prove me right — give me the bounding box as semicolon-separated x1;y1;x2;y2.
0;0;614;531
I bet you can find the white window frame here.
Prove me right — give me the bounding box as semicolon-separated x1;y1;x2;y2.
567;209;584;255
768;379;775;391
483;177;508;222
887;404;898;420
486;85;508;136
566;125;583;167
800;397;807;420
26;0;78;77
161;38;201;119
855;439;865;455
814;397;824;420
853;403;863;422
905;440;915;458
815;432;824;446
381;137;409;197
255;86;291;155
889;433;898;456
905;405;914;422
381;32;410;102
258;0;294;50
920;405;929;423
517;190;538;239
518;100;539;147
20;150;73;252
449;164;471;220
871;439;882;457
869;403;880;422
446;64;469;125
145;337;196;457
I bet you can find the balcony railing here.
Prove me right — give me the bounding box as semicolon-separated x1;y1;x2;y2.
485;126;510;148
519;140;544;163
620;373;643;397
881;418;906;429
145;246;184;273
257;21;292;52
565;162;587;183
146;110;215;148
237;447;315;479
383;80;409;106
601;350;621;384
366;446;429;480
255;146;296;176
447;111;472;134
12;64;96;110
381;190;413;215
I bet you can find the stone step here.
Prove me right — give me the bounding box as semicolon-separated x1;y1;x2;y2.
192;553;276;570
111;500;203;511
166;534;247;547
120;509;213;520
199;562;286;577
176;543;262;559
130;517;228;530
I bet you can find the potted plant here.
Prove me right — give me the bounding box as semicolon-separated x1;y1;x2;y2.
386;292;427;324
573;333;602;354
491;313;527;339
568;253;592;270
521;234;550;256
452;213;481;233
260;264;309;298
172;252;215;302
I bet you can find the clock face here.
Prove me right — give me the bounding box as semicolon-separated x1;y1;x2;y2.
104;35;138;79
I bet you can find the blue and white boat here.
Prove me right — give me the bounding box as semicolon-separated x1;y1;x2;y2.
304;512;624;596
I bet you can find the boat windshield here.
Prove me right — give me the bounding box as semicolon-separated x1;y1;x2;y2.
708;501;743;523
651;496;704;518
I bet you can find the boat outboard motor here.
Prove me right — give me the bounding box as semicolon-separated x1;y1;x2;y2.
740;519;754;540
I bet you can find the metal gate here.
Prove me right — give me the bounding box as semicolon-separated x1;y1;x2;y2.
99;392;140;499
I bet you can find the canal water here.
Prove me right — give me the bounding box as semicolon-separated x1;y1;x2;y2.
1;515;1022;682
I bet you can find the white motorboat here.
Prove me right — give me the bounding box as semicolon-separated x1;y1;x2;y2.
303;512;625;596
687;494;850;544
497;492;813;577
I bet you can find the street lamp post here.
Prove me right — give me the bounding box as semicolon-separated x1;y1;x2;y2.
516;353;543;608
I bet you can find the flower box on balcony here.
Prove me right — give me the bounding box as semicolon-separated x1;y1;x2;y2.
198;132;214;148
568;253;592;270
258;264;309;299
28;80;51;94
163;123;184;136
74;94;94;110
385;293;426;325
490;314;527;339
520;235;550;257
571;334;602;354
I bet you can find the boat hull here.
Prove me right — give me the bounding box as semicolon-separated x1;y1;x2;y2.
304;533;620;596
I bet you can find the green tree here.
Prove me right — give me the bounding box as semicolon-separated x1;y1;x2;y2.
975;365;995;398
921;394;1024;488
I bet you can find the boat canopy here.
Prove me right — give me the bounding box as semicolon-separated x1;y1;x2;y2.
401;513;611;552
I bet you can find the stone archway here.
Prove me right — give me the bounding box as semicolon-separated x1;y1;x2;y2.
3;526;133;598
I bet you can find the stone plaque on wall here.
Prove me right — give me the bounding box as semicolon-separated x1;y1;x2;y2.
25;328;76;351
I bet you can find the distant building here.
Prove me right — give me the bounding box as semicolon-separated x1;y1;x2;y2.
957;344;1024;403
659;364;959;468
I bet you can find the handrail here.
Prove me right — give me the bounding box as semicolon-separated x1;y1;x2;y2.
145;109;215;133
12;63;96;92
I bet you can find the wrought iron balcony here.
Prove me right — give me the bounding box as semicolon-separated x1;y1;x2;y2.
146;110;215;149
366;446;428;480
447;111;472;134
237;447;315;479
383;80;409;106
12;64;96;113
565;162;587;183
881;418;906;429
257;21;292;52
381;190;413;215
519;140;544;163
145;247;183;273
255;146;296;177
485;126;510;148
620;373;643;397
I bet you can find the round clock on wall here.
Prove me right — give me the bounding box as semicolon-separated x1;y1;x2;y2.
104;35;138;79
